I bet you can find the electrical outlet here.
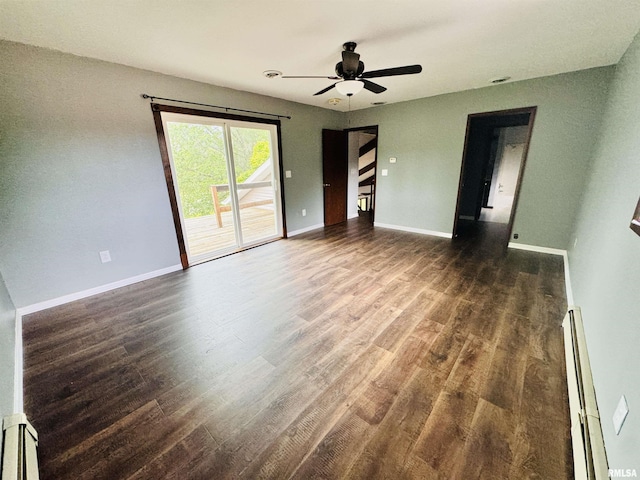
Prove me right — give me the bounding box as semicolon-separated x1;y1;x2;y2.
513;233;519;239
574;237;578;248
389;157;397;163
99;250;111;263
302;209;306;217
285;170;292;178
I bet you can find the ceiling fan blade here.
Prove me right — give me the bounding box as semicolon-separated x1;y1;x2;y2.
313;83;338;96
362;79;387;94
341;50;361;75
282;75;341;79
361;64;422;79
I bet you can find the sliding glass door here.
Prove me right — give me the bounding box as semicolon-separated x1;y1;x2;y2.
161;112;283;265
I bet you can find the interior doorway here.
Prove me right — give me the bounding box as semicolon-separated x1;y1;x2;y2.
453;107;536;244
322;126;378;226
348;126;378;223
153;105;285;267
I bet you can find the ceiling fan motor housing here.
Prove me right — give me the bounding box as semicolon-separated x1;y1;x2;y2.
335;61;365;79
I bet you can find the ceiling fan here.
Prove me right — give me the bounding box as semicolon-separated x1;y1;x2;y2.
281;42;422;96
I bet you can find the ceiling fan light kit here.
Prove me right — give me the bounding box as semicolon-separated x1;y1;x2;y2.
335;80;364;96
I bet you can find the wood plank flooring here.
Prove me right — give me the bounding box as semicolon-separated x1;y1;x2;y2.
23;217;573;479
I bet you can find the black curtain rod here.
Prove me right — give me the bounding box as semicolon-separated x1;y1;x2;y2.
141;94;291;120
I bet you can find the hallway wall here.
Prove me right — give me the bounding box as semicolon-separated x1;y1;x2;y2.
568;30;640;469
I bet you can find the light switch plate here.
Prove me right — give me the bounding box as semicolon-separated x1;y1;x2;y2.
381;169;388;176
613;395;629;435
285;170;292;178
99;250;111;263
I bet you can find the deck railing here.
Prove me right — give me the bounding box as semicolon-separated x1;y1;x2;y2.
210;181;273;227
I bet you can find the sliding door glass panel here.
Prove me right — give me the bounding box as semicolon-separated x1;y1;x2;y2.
229;125;279;245
162;112;283;265
165;119;238;261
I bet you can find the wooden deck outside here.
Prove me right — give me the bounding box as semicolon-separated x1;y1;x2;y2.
184;206;278;257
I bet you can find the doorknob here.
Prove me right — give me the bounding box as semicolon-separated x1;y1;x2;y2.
323;183;331;187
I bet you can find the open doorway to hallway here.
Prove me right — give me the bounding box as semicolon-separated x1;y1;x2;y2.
321;126;378;227
479;125;530;223
453;107;536;246
348;126;378;223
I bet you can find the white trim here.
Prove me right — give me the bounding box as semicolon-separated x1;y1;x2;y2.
508;242;574;304
563;308;609;478
287;223;324;237
562;251;575;306
13;311;23;414
16;264;183;316
347;213;359;220
507;242;566;256
459;215;475;221
374;222;453;239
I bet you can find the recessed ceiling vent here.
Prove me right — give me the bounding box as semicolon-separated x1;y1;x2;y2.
490;76;511;84
263;70;283;79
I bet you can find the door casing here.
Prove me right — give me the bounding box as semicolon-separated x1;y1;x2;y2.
452;106;537;242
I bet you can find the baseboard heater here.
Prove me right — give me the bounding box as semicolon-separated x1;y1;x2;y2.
1;414;39;480
563;307;608;479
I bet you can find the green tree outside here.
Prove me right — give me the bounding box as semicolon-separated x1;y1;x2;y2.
167;123;271;218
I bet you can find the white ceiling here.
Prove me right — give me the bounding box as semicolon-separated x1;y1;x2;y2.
1;0;640;112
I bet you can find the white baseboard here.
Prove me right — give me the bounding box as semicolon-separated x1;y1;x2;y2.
507;242;566;256
16;264;183;316
374;222;453;239
459;215;475;221
348;213;359;220
287;223;324;237
13;311;23;414
508;242;574;304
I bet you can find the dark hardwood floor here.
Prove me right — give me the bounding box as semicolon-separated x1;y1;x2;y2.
23;217;573;479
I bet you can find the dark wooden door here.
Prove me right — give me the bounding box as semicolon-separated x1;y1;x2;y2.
322;129;348;226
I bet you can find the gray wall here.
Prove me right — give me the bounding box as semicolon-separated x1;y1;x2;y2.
568;31;640;468
347;67;613;245
0;270;16;453
0;41;344;307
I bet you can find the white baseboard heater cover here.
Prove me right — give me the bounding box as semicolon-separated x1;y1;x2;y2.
563;307;608;479
1;413;39;480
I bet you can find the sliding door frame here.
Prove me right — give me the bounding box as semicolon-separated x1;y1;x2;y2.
151;103;287;269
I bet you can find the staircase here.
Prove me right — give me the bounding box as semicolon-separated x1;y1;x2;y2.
358;135;376;215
